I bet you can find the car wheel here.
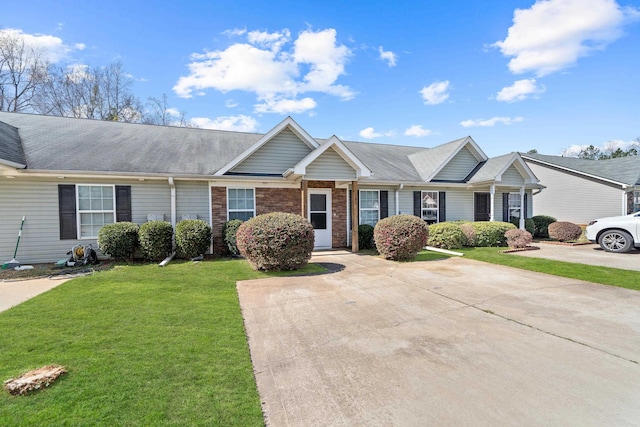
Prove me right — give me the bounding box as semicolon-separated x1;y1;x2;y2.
598;230;634;253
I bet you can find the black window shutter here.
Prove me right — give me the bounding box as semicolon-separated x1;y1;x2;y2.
524;193;528;219
413;191;421;217
58;184;77;240
503;193;509;222
115;185;132;222
380;191;388;219
439;192;446;222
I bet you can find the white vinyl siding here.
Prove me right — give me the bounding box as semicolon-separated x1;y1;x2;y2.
0;177;209;264
176;181;210;221
500;165;525;186
230;129;313;175
305;149;356;180
433;147;479;181
526;162;625;223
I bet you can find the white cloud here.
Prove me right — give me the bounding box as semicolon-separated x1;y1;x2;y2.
174;28;353;114
494;0;640;76
254;96;317;114
190;115;259;132
378;46;397;67
404;125;432;137
420;81;450;105
165;108;181;117
359;127;395;139
0;28;83;63
496;78;545;102
460;116;524;127
225;99;238;108
561;139;640;156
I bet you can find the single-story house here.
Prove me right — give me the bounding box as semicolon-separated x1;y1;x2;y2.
0;112;541;264
522;153;640;224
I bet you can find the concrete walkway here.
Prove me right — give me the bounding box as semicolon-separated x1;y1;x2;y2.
238;251;640;426
0;277;70;313
510;242;640;271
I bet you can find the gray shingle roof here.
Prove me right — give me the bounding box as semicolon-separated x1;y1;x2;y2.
467;153;515;183
523;153;640;186
0;120;26;167
0;111;533;185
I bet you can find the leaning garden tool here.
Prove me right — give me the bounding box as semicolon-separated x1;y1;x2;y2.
2;216;26;269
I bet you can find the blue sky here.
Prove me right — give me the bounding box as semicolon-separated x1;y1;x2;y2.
2;0;639;157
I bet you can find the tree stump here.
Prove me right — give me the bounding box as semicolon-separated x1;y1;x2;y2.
4;365;66;395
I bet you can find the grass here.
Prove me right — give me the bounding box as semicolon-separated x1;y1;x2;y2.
0;259;323;426
422;247;639;291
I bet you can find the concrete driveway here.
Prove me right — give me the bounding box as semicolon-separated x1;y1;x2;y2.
510;242;640;271
237;251;640;426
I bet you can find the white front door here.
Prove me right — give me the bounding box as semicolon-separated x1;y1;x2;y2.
308;189;332;249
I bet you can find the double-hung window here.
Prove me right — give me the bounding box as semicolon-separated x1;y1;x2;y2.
228;188;255;221
634;191;640;213
421;191;439;223
77;185;115;238
508;193;521;220
359;190;380;226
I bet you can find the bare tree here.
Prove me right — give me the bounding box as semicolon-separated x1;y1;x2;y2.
0;31;49;112
142;93;192;127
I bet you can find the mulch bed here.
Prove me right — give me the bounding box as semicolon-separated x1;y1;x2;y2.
501;246;540;253
533;240;593;246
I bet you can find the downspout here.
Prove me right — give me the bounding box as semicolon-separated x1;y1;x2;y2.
489;184;495;222
160;177;177;267
396;184;403;215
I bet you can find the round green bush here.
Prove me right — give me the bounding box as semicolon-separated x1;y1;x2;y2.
505;229;533;249
236;212;314;271
531;215;557;238
97;222;139;261
427;222;465;249
223;219;243;256
548;221;582;242
175;219;211;259
358;224;375;250
510;217;535;235
374;214;429;261
139;220;174;261
471;221;516;247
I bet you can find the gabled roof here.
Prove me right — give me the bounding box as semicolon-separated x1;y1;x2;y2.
468;152;538;185
289;136;371;178
215;116;318;176
408;136;488;182
522;153;640;187
0;120;26;168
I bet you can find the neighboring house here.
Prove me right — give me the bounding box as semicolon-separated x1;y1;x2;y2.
0;112;541;263
522;153;640;224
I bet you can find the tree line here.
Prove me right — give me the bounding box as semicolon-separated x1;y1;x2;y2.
0;31;191;126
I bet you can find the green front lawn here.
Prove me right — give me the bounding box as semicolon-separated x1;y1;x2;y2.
427;247;639;291
0;260;322;426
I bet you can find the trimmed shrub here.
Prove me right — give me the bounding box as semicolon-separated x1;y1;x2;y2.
505;229;533;249
548;221;582;242
139;220;174;261
236;212;314;271
175;219;211;259
460;223;476;247
97;222;139;261
472;221;516;247
223;219;244;256
531;215;557;238
509;217;535;235
358;224;375;250
374;214;429;261
427;222;465;249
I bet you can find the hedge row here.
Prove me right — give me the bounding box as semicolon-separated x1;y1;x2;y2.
98;219;211;261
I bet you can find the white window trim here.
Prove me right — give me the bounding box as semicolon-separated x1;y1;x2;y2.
634;191;640;213
421;190;439;223
76;184;116;239
359;189;380;226
508;192;522;219
227;187;256;221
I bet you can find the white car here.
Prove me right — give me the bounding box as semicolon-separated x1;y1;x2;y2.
585;213;640;253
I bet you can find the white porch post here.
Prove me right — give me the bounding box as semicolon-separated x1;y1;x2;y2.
489;184;495;222
519;186;525;230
